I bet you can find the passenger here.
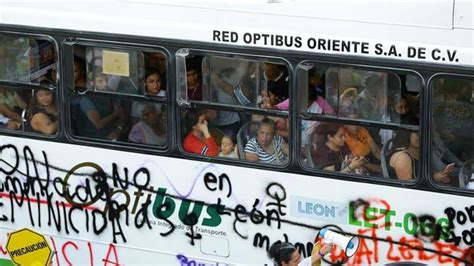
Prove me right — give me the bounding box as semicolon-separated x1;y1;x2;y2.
261;81;287;109
256;82;289;139
389;131;456;183
380;94;418;145
131;69;165;119
244;118;288;165
128;104;166;146
343;112;382;175
209;65;242;137
358;72;387;120
218;135;237;158
300;84;335;145
143;68;165;97
186;62;203;101
0;87;27;123
28;89;58;135
78;73;125;140
183;110;219;156
339;87;359;115
311;123;366;173
388;131;420;180
74;56;87;90
267;241;333;266
145;52;167;90
264;63;289;100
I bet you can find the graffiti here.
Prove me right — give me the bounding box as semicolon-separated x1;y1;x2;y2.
176;254;227;266
349;198;452;242
329;227;474;266
444;206;474;246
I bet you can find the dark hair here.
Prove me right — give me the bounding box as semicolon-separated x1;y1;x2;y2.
184;108;203;133
313;122;343;147
268;242;296;266
389;130;413;154
267;81;287;103
145;68;161;80
186;56;202;72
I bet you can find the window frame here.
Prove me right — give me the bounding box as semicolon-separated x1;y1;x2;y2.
175;48;293;167
0;31;60;138
427;73;474;193
295;60;424;184
62;38;171;151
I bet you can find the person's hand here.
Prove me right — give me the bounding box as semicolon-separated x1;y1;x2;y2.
434;163;455;183
108;131;119;141
195;119;210;136
319;243;333;255
349;156;366;169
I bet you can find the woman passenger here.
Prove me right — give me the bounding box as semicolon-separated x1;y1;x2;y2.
128;104;166;145
388;131;420;180
29;89;58;135
311;123;365;173
244;118;288;165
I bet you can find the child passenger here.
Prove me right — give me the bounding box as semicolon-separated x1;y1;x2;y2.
218;135;237;158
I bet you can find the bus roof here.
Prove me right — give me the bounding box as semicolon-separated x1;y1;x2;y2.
1;0;473;66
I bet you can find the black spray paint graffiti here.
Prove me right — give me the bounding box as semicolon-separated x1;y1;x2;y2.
0;143;472;264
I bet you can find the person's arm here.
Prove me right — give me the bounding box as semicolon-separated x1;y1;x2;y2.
0;103;22;122
390;152;414;180
203;136;219;156
31;113;58;135
366;133;381;160
433;163;455;183
85;108;120;130
14;94;27;109
244;140;259;161
309;243;333;266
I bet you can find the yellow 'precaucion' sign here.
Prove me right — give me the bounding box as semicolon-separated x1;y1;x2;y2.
6;228;52;266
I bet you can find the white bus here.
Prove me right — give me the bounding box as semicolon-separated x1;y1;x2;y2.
0;1;473;265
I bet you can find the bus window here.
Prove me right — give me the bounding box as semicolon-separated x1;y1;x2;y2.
0;33;58;135
297;63;422;180
69;43;168;148
177;52;289;110
0;35;56;84
85;47;144;95
177;50;290;166
431;76;474;189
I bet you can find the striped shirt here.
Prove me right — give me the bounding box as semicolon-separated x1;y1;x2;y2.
244;135;287;165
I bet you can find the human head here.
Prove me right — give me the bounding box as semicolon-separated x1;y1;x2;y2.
257;118;276;147
94;73;108;91
186;59;201;88
144;69;162;95
267;81;285;106
184;109;206;133
74;57;86;85
34;89;54;107
392;94;409;115
391;130;419;152
314;123;346;148
147;52;167;73
268;242;301;266
221;135;234;156
141;104;159;126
